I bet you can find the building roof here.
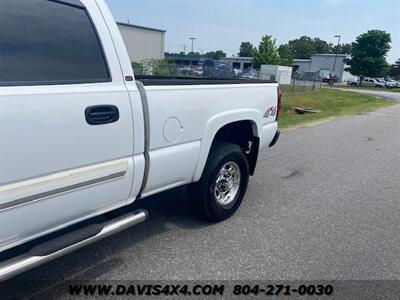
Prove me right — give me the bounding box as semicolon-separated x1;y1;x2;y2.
166;55;211;62
117;22;166;33
311;53;348;57
294;54;348;62
221;57;253;61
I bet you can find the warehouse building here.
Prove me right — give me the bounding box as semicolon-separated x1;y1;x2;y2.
117;22;166;63
221;57;253;73
293;54;348;81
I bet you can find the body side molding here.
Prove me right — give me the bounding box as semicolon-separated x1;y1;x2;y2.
0;159;129;212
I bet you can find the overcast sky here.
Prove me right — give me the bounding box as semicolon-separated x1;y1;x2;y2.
106;0;399;63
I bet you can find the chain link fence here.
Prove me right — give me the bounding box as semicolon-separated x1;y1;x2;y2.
290;70;322;91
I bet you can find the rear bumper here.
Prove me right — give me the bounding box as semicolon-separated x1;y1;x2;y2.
269;130;280;148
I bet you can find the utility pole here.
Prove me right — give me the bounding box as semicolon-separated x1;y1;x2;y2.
332;35;341;76
329;35;341;87
189;37;196;53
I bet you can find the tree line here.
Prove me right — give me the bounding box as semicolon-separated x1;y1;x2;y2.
239;37;352;66
165;30;399;79
165;50;228;60
242;30;397;78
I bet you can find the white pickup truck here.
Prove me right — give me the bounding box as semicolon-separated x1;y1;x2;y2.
0;0;280;281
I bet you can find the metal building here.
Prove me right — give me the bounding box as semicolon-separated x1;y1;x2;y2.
117;22;166;63
221;57;253;73
293;54;348;81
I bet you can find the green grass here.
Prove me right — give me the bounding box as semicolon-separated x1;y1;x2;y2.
278;85;394;129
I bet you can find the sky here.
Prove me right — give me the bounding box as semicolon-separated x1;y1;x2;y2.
106;0;399;63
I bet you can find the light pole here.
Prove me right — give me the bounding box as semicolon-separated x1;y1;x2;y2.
332;35;341;77
189;37;196;53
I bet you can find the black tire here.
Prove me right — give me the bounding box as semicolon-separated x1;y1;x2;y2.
189;142;249;222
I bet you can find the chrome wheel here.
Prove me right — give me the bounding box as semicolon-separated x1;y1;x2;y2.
214;161;241;206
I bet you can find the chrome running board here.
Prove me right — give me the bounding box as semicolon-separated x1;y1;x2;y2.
0;209;148;282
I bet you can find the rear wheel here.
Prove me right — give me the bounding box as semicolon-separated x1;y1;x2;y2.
189;142;249;222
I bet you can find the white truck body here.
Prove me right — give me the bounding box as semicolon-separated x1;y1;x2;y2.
0;0;279;279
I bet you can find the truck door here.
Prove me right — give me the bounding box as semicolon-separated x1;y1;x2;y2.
0;0;134;251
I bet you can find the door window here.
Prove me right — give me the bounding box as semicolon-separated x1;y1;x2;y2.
0;0;110;86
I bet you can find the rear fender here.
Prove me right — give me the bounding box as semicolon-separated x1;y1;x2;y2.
192;109;262;182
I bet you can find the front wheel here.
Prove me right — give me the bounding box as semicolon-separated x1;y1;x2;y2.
189;142;249;222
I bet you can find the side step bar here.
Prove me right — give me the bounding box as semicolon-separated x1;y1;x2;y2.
0;209;148;282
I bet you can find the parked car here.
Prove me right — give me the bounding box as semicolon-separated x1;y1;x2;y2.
202;60;236;79
383;78;399;88
322;75;338;83
364;78;386;88
191;65;204;76
0;0;281;281
347;77;385;88
240;68;260;80
347;78;359;86
375;78;393;88
240;73;260;80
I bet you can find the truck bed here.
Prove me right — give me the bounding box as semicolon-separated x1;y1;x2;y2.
135;75;276;86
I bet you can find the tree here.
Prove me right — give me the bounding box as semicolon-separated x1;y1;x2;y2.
151;59;178;76
389;58;400;79
165;51;186;57
187;51;201;57
314;38;333;54
280;36;348;60
346;30;391;77
252;35;280;69
332;43;352;55
238;42;256;57
205;50;226;60
278;44;294;66
288;36;317;59
132;59;178;76
132;62;144;75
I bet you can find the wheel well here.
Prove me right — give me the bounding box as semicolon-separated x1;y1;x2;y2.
212;120;260;175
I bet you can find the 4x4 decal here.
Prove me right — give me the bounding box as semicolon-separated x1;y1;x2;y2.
264;106;277;118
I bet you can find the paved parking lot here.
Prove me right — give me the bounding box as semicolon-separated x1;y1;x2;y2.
1;103;399;298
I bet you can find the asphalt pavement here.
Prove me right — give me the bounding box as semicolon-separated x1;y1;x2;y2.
333;87;400;101
1;102;399;298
